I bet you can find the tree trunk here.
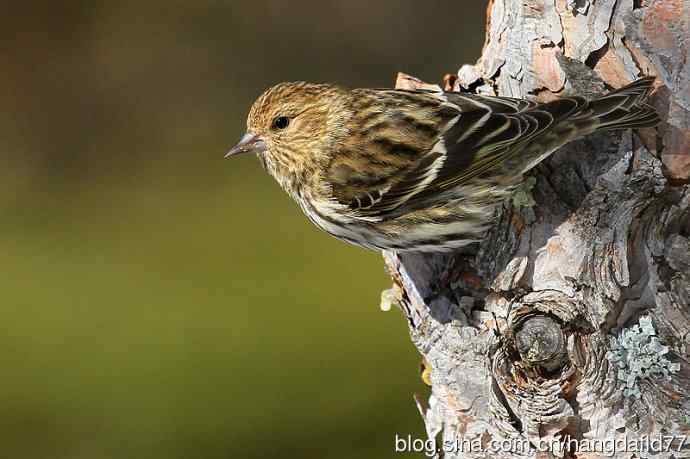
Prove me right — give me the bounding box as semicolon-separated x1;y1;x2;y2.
384;1;690;457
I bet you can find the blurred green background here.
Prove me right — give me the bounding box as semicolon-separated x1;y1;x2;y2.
0;2;484;458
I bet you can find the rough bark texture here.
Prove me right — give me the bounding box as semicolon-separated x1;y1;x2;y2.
384;1;690;457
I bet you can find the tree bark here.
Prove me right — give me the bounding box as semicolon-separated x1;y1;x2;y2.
384;1;690;457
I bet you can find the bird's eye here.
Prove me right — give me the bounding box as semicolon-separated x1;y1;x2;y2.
272;116;290;130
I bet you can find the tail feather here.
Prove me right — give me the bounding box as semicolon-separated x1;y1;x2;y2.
583;77;660;131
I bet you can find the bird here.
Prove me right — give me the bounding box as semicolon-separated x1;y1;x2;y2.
226;77;659;252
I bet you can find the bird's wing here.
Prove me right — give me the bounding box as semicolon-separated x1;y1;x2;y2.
347;91;586;220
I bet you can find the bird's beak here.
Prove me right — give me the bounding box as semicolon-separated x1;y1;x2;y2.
225;132;267;158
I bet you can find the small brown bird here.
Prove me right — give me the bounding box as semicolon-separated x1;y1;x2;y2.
227;78;659;252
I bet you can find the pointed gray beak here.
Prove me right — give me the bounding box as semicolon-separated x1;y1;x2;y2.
225;133;267;158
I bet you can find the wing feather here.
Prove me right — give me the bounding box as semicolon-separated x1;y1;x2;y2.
342;90;586;220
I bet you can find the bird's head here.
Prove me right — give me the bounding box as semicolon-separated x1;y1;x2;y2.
227;82;351;191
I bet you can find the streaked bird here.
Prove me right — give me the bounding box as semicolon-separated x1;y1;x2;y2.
227;78;659;252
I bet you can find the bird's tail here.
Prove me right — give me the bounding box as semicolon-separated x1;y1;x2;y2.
579;77;661;131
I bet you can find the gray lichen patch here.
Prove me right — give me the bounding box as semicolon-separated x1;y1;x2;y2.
510;176;538;226
607;316;681;398
511;176;538;209
379;285;402;312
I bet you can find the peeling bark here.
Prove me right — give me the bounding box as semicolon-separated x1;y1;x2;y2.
385;1;690;457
